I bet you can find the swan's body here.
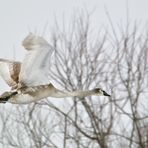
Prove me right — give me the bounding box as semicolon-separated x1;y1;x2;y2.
1;84;110;104
0;33;110;104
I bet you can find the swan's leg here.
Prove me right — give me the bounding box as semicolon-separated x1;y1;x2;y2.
0;91;17;103
0;101;7;103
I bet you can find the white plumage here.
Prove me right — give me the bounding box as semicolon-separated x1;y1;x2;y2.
19;33;54;87
0;33;54;89
0;33;110;104
0;59;21;89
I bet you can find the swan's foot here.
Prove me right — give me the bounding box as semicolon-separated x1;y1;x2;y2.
0;91;17;103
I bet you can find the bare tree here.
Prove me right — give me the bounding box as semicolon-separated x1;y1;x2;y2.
0;11;148;148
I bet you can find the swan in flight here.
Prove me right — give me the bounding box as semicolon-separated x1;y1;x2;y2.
0;33;110;104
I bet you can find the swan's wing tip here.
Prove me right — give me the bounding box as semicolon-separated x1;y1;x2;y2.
22;33;50;50
0;60;21;88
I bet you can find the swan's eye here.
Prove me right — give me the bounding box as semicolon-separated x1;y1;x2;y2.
94;88;104;95
94;88;101;93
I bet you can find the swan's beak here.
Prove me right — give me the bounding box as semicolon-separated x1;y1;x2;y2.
103;91;110;97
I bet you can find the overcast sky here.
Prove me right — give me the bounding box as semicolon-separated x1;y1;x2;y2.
0;0;148;91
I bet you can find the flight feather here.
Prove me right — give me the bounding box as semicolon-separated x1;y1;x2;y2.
18;33;54;87
0;59;21;89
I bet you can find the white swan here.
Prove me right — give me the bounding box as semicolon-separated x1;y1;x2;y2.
0;33;110;104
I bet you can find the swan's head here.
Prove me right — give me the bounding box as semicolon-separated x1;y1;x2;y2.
93;88;110;96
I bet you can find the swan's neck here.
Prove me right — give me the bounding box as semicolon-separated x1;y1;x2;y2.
18;84;98;99
51;89;95;98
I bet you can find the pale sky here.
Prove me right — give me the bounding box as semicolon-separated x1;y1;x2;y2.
0;0;148;91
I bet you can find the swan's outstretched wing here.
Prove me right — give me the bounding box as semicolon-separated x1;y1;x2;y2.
0;59;21;89
19;33;54;87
